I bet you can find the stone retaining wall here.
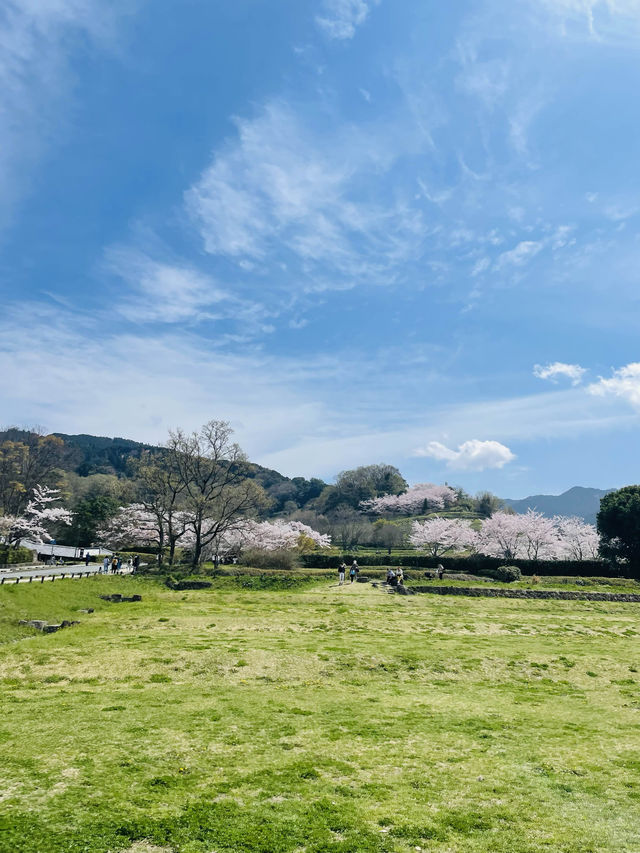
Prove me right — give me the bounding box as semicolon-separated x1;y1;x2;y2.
410;585;640;602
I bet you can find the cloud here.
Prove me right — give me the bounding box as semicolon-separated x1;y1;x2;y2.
413;439;516;471
0;302;326;459
0;0;127;223
471;257;490;277
534;362;587;385
184;100;426;292
496;240;544;269
315;0;377;40
588;363;640;407
4;303;638;482
106;249;233;323
537;0;640;43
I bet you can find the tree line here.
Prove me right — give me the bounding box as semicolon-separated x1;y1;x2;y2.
2;423;640;574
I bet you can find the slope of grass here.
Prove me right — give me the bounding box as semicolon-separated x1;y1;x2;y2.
1;575;640;852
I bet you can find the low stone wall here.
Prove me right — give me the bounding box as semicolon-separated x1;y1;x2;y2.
410;585;640;603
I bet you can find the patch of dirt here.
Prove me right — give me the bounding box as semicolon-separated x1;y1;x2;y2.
118;843;174;853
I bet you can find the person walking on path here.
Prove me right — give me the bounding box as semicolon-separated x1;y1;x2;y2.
338;562;346;585
102;556;109;574
132;555;139;574
111;556;118;574
116;556;122;572
350;560;359;582
84;552;91;567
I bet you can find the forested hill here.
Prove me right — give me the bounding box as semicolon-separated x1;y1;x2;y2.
51;432;327;514
504;486;614;525
53;433;156;477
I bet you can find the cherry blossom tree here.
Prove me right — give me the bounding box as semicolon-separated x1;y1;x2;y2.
362;483;458;516
97;510;330;563
219;519;331;553
410;517;476;557
96;504;165;551
476;510;577;561
475;512;527;560
554;516;600;560
519;510;562;560
1;485;73;546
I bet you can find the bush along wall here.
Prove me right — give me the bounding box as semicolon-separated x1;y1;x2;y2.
300;553;624;577
0;547;34;566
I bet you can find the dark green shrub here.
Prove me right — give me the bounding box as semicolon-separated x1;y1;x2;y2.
165;576;212;590
481;565;522;582
0;547;33;566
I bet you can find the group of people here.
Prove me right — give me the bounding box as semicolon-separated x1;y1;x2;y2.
99;554;140;574
385;567;404;586
338;561;359;584
101;555;122;574
337;560;445;589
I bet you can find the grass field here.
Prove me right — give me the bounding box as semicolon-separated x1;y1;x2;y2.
1;575;639;853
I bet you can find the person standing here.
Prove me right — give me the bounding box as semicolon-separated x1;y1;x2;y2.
437;563;444;580
349;564;357;583
396;566;404;586
116;556;122;572
85;552;91;567
111;555;118;573
132;555;139;573
102;555;109;574
338;562;346;585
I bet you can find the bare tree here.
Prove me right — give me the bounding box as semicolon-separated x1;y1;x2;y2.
328;507;372;551
372;519;406;554
166;421;267;569
0;428;65;516
133;451;191;567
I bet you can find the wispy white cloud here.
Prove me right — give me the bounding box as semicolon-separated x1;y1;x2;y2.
496;240;544;269
588;363;640;407
4;303;639;481
414;439;516;471
107;249;232;324
185;100;426;292
534;362;587;385
0;302;326;458
509;91;545;161
0;0;129;222
315;0;377;40
456;56;510;110
537;0;640;43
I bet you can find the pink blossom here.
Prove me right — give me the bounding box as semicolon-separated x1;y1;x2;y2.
2;485;72;546
362;483;458;515
410;517;476;557
220;519;331;552
553;516;600;560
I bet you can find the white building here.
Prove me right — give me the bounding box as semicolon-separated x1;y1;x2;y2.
20;540;112;560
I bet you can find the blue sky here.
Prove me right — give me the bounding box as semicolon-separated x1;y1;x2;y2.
3;0;640;497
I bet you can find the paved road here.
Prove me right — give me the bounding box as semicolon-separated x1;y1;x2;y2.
0;565;133;583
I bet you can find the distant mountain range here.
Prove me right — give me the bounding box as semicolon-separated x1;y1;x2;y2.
503;486;614;525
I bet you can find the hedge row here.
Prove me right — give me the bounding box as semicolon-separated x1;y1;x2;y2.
301;553;625;577
0;547;34;566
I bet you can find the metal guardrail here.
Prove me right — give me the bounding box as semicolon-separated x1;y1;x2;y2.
0;567;132;584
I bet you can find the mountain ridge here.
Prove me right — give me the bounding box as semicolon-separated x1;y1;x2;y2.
503;486;614;525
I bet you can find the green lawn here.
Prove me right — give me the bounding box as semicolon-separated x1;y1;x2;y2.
1;575;639;852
